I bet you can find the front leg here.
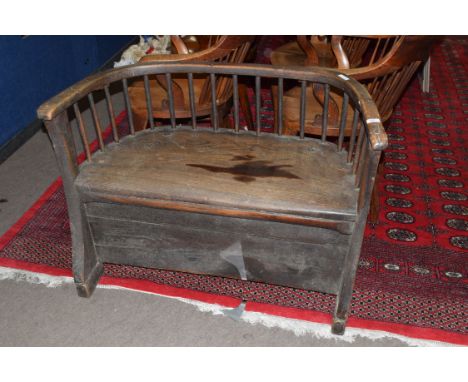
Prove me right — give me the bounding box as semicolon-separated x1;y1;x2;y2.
72;204;103;298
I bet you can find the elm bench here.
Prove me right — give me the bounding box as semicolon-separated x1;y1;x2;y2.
37;63;387;334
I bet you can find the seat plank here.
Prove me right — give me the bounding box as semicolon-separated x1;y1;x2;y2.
75;128;358;221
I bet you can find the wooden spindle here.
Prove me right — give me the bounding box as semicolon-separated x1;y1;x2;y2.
165;73;176;129
122;78;135;135
143;75;154;129
369;38;382;65
73;103;92;162
255;76;261;135
380;68;404;109
355;137;369;187
347;109;360;163
368;76;380;95
382;63;418;116
372;73;390;102
187;73;197;129
233;75;240;133
87;93;104;150
352;120;365;174
379;37;391;60
277;77;283;136
321;84;330;142
210;73;218;130
299;80;307;139
338;93;349;151
104;86;119;142
358;150;379;212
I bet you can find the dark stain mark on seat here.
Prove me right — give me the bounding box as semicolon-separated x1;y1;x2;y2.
186;160;301;183
231;154;255;161
0;198;7;203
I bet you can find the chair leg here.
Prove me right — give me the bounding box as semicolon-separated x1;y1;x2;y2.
72;206;103;298
211;102;232;129
45;112;103;298
133;108;149;132
368;182;380;223
332;291;352;335
221;113;233;129
332;219;367;335
368;157;384;224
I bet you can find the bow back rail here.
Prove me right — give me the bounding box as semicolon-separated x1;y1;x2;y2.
37;63;386;148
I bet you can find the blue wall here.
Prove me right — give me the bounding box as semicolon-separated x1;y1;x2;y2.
0;35;132;147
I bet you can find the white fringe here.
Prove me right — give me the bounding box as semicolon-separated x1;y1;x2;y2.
0;266;458;347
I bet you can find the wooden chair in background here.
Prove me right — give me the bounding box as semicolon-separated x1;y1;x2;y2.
128;36;255;131
270;36;441;221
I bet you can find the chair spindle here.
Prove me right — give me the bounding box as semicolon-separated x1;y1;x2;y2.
210;73;218;130
352;121;366;173
187;73;197;129
143;75;154;129
256;76;261;135
104;86;119;142
233;75;240;133
338;93;349;151
73;103;92;162
87;93;104;150
321;84;330;142
165;73;176;129
122;79;135;136
299;80;307;139
347;109;360;163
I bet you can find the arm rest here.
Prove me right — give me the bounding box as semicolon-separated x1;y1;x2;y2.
340;73;388;151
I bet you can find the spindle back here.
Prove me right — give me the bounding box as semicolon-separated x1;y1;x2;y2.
335;36;440;121
293;36;440;122
38;63;387;215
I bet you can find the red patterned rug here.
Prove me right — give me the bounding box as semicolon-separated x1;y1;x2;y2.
0;37;466;345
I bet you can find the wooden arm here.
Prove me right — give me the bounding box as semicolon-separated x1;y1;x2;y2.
354;84;387;151
331;36;350;69
331;36;442;81
170;35;189;54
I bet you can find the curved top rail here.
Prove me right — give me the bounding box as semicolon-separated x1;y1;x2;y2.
37;62;387;150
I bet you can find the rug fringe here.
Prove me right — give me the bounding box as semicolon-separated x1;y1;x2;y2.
0;266;456;347
0;266;73;287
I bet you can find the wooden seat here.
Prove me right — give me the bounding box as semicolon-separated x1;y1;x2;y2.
75;128;358;222
38;63;387;335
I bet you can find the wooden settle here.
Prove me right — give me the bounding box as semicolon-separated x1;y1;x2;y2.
38;62;387;335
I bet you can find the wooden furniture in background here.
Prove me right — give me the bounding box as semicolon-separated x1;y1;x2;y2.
37;62;387;335
271;36;440;221
128;36;255;131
